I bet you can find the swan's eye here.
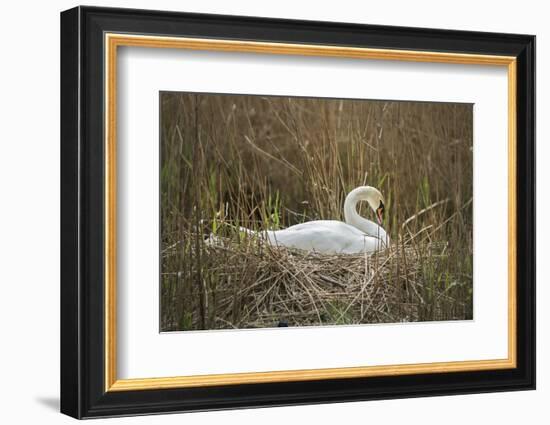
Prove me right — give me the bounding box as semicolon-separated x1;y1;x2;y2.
378;200;385;214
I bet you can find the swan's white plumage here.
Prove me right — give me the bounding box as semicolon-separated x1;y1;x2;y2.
261;220;387;254
225;186;390;255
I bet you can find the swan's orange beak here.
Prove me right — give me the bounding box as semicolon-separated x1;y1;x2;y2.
376;204;384;225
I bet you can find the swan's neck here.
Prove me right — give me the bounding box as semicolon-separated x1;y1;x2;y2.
343;187;389;244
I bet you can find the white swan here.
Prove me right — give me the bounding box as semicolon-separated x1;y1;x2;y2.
227;186;390;255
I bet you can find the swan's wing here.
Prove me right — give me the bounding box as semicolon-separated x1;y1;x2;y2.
267;221;381;254
282;220;361;233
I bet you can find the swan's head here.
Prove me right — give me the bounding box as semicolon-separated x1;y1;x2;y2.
349;186;386;225
367;187;385;225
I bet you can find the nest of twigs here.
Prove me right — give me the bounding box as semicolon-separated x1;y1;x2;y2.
161;235;472;331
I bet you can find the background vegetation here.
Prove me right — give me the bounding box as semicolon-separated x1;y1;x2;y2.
160;92;473;331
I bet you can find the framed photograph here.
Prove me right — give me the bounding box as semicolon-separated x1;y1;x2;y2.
60;6;535;419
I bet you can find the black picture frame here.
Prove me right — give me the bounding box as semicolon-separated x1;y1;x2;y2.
61;5;535;419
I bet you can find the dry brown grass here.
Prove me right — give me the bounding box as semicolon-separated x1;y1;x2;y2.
160;92;473;331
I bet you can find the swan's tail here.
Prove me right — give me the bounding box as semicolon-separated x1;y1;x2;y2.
237;226;258;237
204;226;266;247
204;232;223;246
